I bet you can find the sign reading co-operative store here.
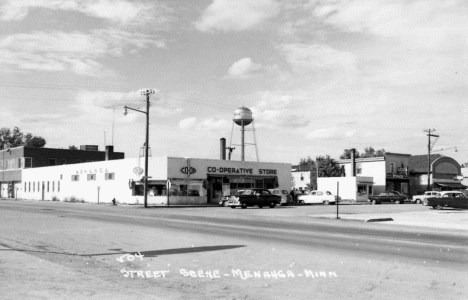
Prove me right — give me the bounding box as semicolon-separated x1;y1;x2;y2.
207;167;277;175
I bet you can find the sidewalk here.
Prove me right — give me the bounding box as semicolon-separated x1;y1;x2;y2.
313;209;468;231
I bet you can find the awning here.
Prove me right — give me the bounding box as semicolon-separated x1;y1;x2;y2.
435;182;467;189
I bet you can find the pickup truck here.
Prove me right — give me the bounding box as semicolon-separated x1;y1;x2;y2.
412;191;439;205
426;191;468;209
368;191;407;205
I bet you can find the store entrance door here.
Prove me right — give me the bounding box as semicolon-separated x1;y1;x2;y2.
207;176;223;204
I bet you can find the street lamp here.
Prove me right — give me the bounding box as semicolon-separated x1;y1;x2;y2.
124;89;156;208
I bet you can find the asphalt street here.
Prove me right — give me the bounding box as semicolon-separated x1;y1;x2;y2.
1;199;467;300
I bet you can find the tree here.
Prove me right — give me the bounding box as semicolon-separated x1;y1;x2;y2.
361;147;386;158
0;127;46;149
68;145;78;150
340;147;385;159
297;155;343;190
340;149;360;159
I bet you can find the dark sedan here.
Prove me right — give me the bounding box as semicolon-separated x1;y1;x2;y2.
228;188;281;209
368;191;407;205
426;191;468;209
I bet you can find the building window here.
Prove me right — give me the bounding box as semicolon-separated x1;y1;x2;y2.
24;182;26;191
105;173;115;180
18;158;22;169
300;175;304;181
60;174;63;180
356;163;362;175
33;182;35;192
390;163;394;173
24;157;32;168
60;159;67;165
58;181;60;192
38;181;40;191
49;158;56;166
52;181;55;192
29;182;31;192
71;175;79;181
47;181;49;192
87;174;96;181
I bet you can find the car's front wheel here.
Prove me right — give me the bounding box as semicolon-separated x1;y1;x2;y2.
269;202;276;208
395;200;401;204
230;206;236;209
241;202;247;209
415;199;421;204
323;200;330;205
434;204;443;210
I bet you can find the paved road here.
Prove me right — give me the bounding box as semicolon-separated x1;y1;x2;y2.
1;200;467;299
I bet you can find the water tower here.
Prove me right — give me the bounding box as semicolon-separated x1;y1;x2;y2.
230;106;259;161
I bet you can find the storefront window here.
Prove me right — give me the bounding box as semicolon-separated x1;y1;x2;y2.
357;185;368;196
169;183;202;196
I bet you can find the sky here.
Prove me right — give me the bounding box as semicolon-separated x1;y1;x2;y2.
0;0;467;165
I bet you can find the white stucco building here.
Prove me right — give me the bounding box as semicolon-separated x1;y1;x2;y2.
18;156;291;205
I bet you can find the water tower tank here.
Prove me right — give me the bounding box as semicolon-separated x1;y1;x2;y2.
233;107;253;126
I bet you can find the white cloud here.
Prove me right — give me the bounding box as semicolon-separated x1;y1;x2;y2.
179;117;197;129
195;0;280;32
0;0;160;25
226;57;263;79
0;29;166;76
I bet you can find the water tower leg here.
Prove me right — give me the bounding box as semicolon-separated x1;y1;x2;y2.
252;121;259;162
241;120;245;161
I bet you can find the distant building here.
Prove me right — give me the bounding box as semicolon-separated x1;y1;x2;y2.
291;164;313;191
462;163;468;189
0;145;124;198
337;152;411;196
409;154;466;194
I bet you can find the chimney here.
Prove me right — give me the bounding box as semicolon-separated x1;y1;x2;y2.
220;138;226;160
105;145;114;161
350;148;356;177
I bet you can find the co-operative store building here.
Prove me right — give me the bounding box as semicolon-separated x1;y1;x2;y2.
2;146;291;205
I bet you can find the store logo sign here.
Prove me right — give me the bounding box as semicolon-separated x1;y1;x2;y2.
181;167;196;175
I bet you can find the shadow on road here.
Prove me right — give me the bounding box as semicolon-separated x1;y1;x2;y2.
85;245;246;257
0;243;245;258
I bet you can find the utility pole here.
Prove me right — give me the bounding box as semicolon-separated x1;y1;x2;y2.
124;89;155;208
424;129;439;191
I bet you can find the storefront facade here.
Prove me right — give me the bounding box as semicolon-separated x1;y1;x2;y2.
18;156;291;206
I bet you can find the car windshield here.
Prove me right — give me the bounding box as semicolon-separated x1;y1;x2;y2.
271;190;280;195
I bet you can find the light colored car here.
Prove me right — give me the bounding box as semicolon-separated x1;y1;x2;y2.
412;191;439;204
268;189;293;205
297;190;336;205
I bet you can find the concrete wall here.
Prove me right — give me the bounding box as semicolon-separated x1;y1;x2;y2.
318;177;356;201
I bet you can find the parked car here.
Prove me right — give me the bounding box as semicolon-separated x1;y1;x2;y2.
412;191;439;205
219;195;231;206
297;190;336;205
228;189;281;209
268;189;293;205
426;191;468;209
368;191;407;204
